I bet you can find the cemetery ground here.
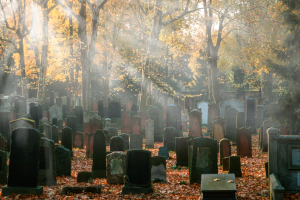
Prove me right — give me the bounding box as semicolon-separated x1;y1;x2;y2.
1;133;299;199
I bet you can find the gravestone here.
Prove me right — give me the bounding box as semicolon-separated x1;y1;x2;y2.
107;152;126;184
228;156;242;177
246;97;256;131
107;127;118;145
163;127;177;151
98;99;103;117
92;98;98;112
181;115;188;131
236;112;245;128
130;133;143;149
131;104;137;115
86;133;94;158
148;106;163;142
222;157;229;171
77;171;93;183
213;117;225;143
67;116;77;133
92;130;106;178
105;118;111;130
175;137;189;167
188;109;202;137
73;131;84;149
48;105;63;124
62;105;67;120
219;99;244;118
52;118;57;126
0;150;7;185
225;108;238;141
166;104;178;131
197;101;208;124
108;101;121;118
139;111;147;128
159;146;169;160
145;120;154;148
15;100;26;117
55;146;71;177
42;123;52;140
110;136;124;151
262;119;278;152
122;150;152;194
236;127;252;157
52;125;59;143
189;137;218;184
121;111;131;133
131;115;141;134
219;138;231;165
61;127;73;156
38;138;56;186
3;128;43;196
256;105;264;128
151;156;166;183
120;133;130;150
38;105;43;121
0;134;5;151
50;91;54;107
74;106;83;132
0;107;10;151
30;105;39;128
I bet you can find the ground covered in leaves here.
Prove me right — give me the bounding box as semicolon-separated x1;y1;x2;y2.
1;133;300;199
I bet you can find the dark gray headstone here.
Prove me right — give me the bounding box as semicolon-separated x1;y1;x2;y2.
175;137;189;167
236;112;245;128
158;146;169;160
73;131;83;149
246;97;255;130
52;125;59;143
163;127;177;151
130;133;143;150
219;138;231;165
98;99;103;118
108;101;121;118
61;127;73;155
147;106;163;142
110;136;124;151
92;130;106;178
107;127;118;145
228;156;242;177
55;146;71;177
62;105;67;120
120;133;130;150
74;106;83;125
67;116;77;133
50;91;54;107
30;105;39;128
77;171;93;183
225;108;238;141
151;156;166;183
131;104;137;116
0;150;7;185
52;118;57;126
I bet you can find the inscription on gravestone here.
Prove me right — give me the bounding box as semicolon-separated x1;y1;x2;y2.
196;147;211;168
111;159;123;175
292;149;300;166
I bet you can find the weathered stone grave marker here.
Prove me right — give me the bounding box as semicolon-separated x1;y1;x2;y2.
107;152;126;184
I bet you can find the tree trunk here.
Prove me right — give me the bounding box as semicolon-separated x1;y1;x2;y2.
69;1;74;96
211;51;220;104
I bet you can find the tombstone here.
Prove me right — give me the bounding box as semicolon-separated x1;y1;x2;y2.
67;116;77;133
48;105;63;126
42;123;52;140
151;156;166;183
236;112;245;128
108;101;121;118
139;111;147;128
49;91;54;107
77;171;93;183
225;108;238;141
228;156;242;177
181;115;188;131
126;100;133;111
175;137;189;167
38;105;43;121
246;97;255;131
163;127;176;151
86;133;94;158
189;137;218;184
3;128;43;196
263;100;270;120
121;111;131;133
148;106;163;142
197;101;208;125
188;109;202;137
145;120;154;148
222;157;229;171
67;96;71;109
73;131;84;149
262;119;278;152
131;115;141;134
0;150;7;185
159;146;169;160
130;133;143;150
62;105;67;120
122;150;152;194
55;146;71;177
92;130;106;178
219;138;231;165
107;152;126;184
236;127;252;157
120;133;129;150
166;104;178;131
38;138;56;186
256;105;264;128
30;105;39;128
105;118;111;130
211;116;224;142
110;136;124;151
107;127;118;145
61;127;73;156
219;99;244;118
26;98;41;114
98;99;104;117
74;106;83;131
15;100;26;117
131;104;137;116
52;117;57;126
52;125;59;143
208;103;218;132
0;134;5;151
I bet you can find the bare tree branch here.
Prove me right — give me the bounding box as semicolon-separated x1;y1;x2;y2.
0;37;19;52
185;0;190;11
56;0;80;20
135;0;147;16
161;8;204;27
96;0;109;11
47;2;58;13
0;1;16;31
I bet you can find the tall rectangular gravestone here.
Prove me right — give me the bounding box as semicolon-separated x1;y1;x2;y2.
0;150;7;185
145;120;154;148
175;137;190;167
188;109;202;137
55;146;71;177
121;111;131;134
107;152;126;184
130;133;143;150
92;130;106;178
236;127;252;157
163;127;176;151
148;106;163;142
151;156;166;183
131;115;141;134
225;108;238;141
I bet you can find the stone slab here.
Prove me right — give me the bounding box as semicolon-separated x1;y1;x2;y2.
2;186;43;196
61;186;101;194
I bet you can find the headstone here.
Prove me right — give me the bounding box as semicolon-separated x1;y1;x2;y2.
73;131;84;149
42;123;52;140
30;105;39;128
48;105;63;125
228;156;242;177
256;105;264;128
49;91;54;107
130;133;143;150
175;137;189;167
225;108;238;141
213;117;225;143
3;128;43;196
77;171;93;183
61;127;73;156
236;127;252;157
246;97;255;131
139;111;147;128
92;130;106;178
0;150;7;185
52;118;57;126
166;104;178;131
0;134;5;151
105;118;111;130
236;112;245;128
107;127;118;145
38;138;56;186
197;101;208;124
86;133;94;158
55;146;71;177
131;115;141;134
122;150;152;194
131;104;137;116
222;157;229;171
108;101;121;118
67;116;77;133
107;152;126;184
38;105;43;121
62;105;67;120
189;137;218;184
145;120;154;148
52;125;59;143
148;106;163;142
262;119;278;152
110;136;124;151
15;100;26;117
74;106;83;131
163;127;176;151
120;133;130;150
219;99;244;118
188;109;202;137
151;156;166;183
121;111;131;133
159;146;169;160
219;138;231;165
